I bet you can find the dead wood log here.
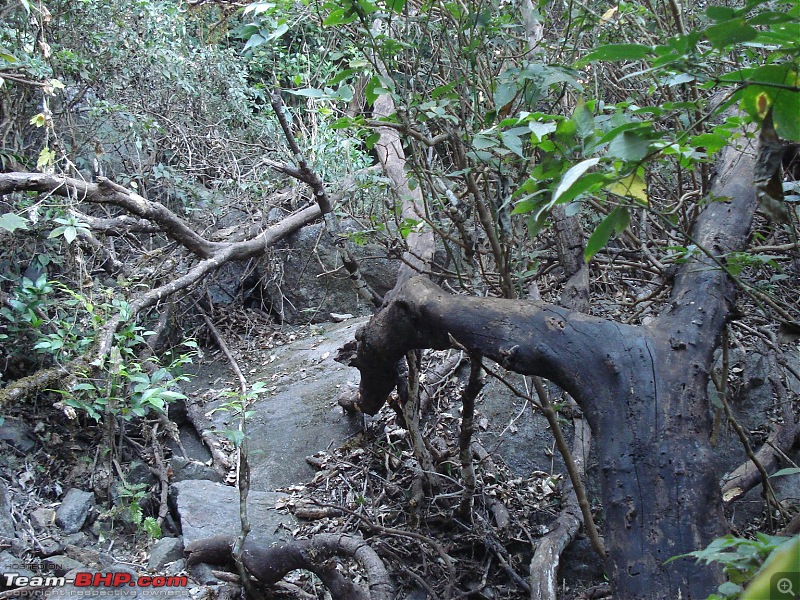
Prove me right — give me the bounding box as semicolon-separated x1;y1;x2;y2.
185;533;393;600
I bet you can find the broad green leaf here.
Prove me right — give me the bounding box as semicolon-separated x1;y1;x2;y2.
329;68;357;86
690;132;730;156
386;0;406;13
0;213;29;232
771;467;800;478
552;158;600;205
494;82;517;112
742;64;800;141
573;99;594;140
364;75;394;104
266;22;289;42
772;66;800;142
607;130;650;162
606;172;648;204
741;536;800;600
0;51;16;63
585;207;630;262
323;7;357;26
500;130;525;158
581;44;651;63
63;226;78;244
705;18;757;49
472;134;498;150
244;2;276;15
243;33;265;51
529;120;557;141
550;172;609;208
706;6;736;22
287;87;326;98
512;197;542;215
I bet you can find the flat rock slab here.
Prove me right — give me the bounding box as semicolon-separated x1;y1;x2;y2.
188;318;367;491
171;480;296;547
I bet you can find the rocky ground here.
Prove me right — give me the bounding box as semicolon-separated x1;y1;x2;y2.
0;312;797;599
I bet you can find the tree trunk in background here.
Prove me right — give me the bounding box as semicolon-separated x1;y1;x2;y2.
345;137;759;597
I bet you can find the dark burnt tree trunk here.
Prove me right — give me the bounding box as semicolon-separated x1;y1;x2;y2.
343;137;760;597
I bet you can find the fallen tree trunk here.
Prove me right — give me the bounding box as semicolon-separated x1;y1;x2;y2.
342;134;760;597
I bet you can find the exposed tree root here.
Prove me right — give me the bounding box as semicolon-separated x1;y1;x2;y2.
185;533;393;600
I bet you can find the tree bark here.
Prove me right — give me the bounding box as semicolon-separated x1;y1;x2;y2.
342;137;759;598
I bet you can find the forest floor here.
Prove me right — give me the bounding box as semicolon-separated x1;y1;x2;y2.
0;302;797;599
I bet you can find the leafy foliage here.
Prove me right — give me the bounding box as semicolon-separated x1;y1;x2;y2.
669;533;797;599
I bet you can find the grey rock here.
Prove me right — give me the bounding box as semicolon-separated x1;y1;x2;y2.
473;374;568;477
170;480;296;547
169;456;223;484
126;461;157;487
55;489;95;534
63;545;114;570
0;417;37;453
147;537;184;571
0;550;35;578
787;349;800;395
0;481;16;540
260;220;398;324
188;561;218;585
31;507;56;530
165;559;185;576
169;424;212;463
196;318;366;491
45;555;86;576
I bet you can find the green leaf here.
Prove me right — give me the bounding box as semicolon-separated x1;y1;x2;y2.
0;213;29;232
706;6;736;22
323;7;357;26
528;120;557;141
472;133;498;150
243;33;265;51
690;132;730;156
386;0;406;13
287;87;326;98
771;467;800;478
573;99;594;140
494;82;517;112
742;64;800;141
717;582;743;596
585;207;629;262
705;18;757;49
365;75;394;105
30;113;47;128
552;157;600;205
501;130;525;157
266;22;289;42
607;130;650;162
581;44;651;63
772;67;800;142
142;517;162;539
63;226;78;244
